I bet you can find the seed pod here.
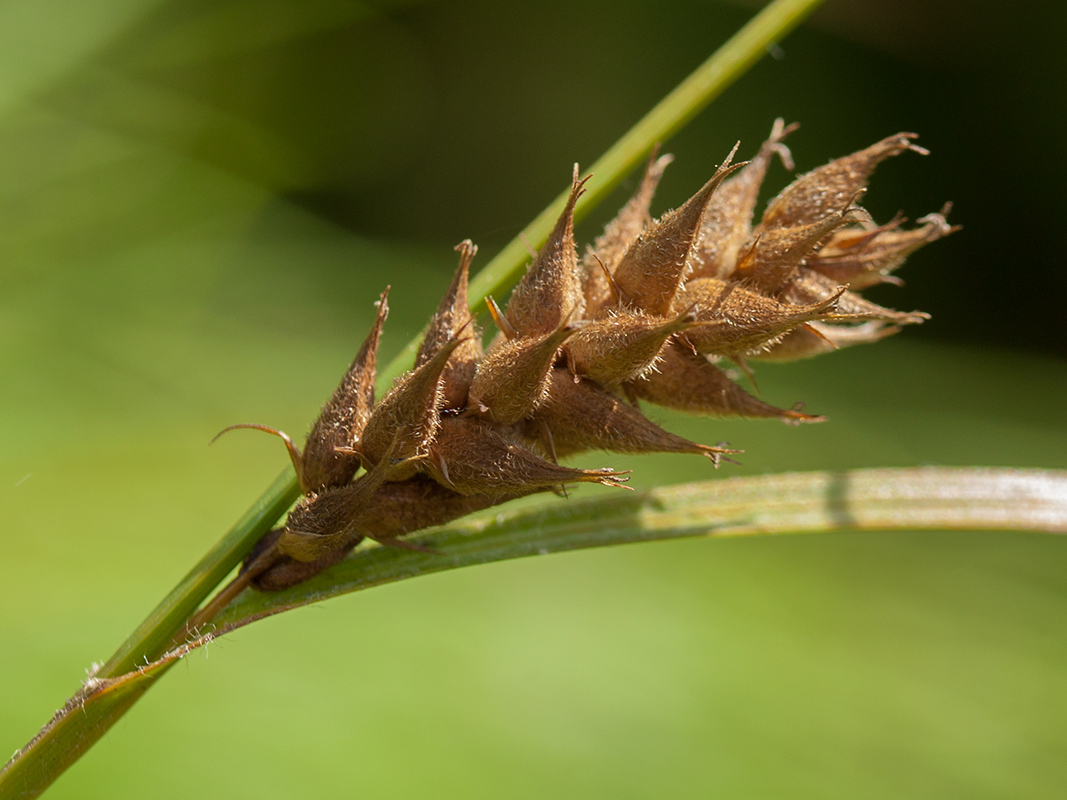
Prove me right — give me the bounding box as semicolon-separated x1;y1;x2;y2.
417;240;482;409
251;476;536;591
612;150;744;315
281;466;519;563
673;277;844;357
358;335;466;479
361;474;540;541
760;132;927;231
808;209;958;289
211;288;389;494
425;416;631;496
278;462;390;562
468;323;577;424
755;320;901;362
582;147;673;315
626;341;824;424
536;369;739;461
248;528;356;592
736;207;861;296
505;166;589;337
565;308;697;386
690;118;797;281
301;288;390;491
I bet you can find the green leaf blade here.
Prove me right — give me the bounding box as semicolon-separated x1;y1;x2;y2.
214;468;1067;627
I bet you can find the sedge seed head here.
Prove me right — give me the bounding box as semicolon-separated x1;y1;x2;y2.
228;122;952;590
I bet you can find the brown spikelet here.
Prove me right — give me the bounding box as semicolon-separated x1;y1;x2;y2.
505;166;589;337
565;308;697;386
612;149;745;315
358;335;466;478
536;369;739;461
468;323;577;424
251;477;528;591
674;277;844;357
300;288;390;491
417;241;482;409
760;132;927;231
627;341;824;424
690;118;797;281
808;208;958;289
249;529;356;592
209;288;390;495
582;147;674;315
425;416;630;496
278;461;390;562
217;121;950;596
736;207;862;295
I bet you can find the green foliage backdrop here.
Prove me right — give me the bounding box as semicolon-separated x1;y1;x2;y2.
2;1;1065;797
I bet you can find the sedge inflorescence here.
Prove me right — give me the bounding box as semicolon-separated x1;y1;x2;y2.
232;120;954;591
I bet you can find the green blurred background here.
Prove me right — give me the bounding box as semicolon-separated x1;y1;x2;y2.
2;0;1066;797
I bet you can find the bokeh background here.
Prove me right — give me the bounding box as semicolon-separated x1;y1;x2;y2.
3;0;1066;797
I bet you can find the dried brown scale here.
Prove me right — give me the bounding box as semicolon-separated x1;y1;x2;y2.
785;268;930;325
627;341;824;423
425;416;630;496
672;277;845;357
281;488;363;553
536;369;738;461
362;475;539;538
300;288;390;491
689;118;797;281
805;215;907;287
210;123;951;601
250;530;356;592
357;335;467;480
759;133;927;231
505;166;589;337
755;320;902;361
250;478;530;591
808;210;957;289
278;471;385;562
565;308;698;386
737;206;863;296
285;469;525;550
468;323;577;424
210;289;389;495
581;148;673;315
612;152;744;316
416;241;481;409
